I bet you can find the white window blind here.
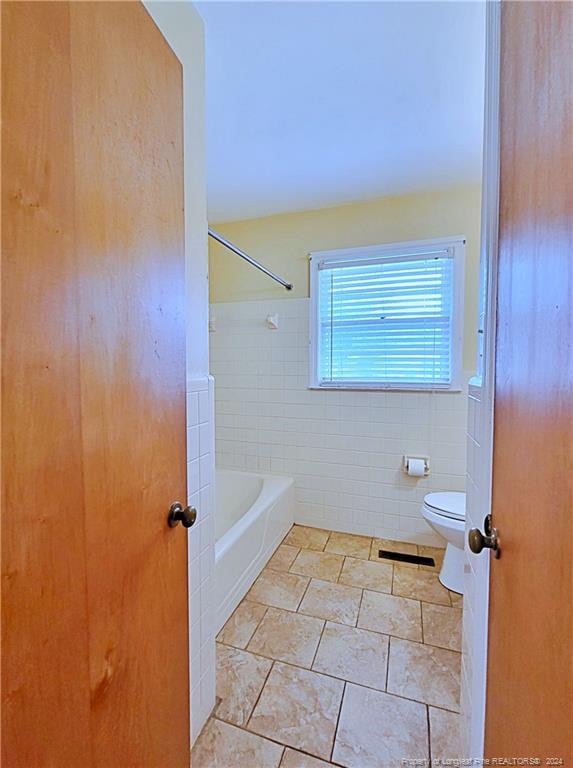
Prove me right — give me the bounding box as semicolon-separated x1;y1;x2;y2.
316;249;457;388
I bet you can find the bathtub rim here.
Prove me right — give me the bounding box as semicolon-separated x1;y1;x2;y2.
214;468;294;563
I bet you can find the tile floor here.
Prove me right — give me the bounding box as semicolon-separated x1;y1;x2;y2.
192;525;463;768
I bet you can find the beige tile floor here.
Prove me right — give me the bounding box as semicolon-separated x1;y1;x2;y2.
192;525;463;768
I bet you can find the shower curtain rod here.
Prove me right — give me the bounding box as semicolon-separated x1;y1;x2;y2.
208;227;293;291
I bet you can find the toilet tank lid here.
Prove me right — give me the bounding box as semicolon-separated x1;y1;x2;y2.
424;491;466;520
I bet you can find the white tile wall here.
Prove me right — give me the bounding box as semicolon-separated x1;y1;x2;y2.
210;298;470;545
187;376;216;744
461;379;491;755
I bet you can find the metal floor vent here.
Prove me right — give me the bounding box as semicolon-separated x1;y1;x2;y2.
378;550;435;567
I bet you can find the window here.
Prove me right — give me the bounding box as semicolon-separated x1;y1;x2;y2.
309;237;465;390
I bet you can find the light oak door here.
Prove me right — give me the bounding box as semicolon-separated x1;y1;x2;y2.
2;3;189;766
484;1;572;761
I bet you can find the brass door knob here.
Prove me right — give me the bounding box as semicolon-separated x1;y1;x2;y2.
167;502;197;529
468;514;500;558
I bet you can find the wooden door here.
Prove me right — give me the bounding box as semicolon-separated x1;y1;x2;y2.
2;4;93;764
1;3;189;767
485;1;572;761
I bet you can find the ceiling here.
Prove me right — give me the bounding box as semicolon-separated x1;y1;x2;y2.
196;1;486;223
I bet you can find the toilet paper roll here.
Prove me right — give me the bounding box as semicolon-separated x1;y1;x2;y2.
407;458;426;477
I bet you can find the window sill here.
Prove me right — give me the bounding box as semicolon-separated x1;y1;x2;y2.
308;384;463;394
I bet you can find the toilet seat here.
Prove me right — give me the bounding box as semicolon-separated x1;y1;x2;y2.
423;492;465;522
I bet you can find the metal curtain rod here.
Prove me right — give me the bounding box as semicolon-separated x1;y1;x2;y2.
208;227;293;291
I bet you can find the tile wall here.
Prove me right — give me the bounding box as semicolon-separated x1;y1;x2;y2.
187;376;216;743
210;298;470;546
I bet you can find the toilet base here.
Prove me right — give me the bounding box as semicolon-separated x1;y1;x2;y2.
438;542;465;595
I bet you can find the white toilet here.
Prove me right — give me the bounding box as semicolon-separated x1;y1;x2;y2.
421;491;466;595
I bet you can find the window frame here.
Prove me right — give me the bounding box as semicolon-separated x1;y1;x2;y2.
308;235;466;392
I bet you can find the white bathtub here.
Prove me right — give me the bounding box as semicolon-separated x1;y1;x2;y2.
214;468;294;633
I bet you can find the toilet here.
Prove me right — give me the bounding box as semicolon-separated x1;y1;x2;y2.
421;491;466;595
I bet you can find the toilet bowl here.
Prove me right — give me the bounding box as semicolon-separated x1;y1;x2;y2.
421;491;466;594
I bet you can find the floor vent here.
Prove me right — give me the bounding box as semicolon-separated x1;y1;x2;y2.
377;550;435;567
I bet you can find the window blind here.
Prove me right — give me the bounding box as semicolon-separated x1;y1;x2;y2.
317;251;454;387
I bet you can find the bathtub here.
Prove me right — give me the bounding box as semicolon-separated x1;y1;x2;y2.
214;468;294;633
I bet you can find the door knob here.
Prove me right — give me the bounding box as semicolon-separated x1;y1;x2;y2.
468;514;500;558
167;502;197;529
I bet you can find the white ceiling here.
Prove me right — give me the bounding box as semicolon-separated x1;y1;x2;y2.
196;1;486;223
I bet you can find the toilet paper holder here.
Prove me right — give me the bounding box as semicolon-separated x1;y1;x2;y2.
403;455;430;477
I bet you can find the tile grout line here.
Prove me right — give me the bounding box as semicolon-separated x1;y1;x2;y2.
385;635;392;691
294;570;314;612
383;634;390;692
243;593;307;617
242;625;326;671
266;546;301;573
333;552;345;582
329;680;347;765
355;587;365;628
217;603;270;651
382;631;462;654
336;555;346;584
309;618;328;671
426;705;432;765
420;597;462;611
248;604;270;647
244;659;275;731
